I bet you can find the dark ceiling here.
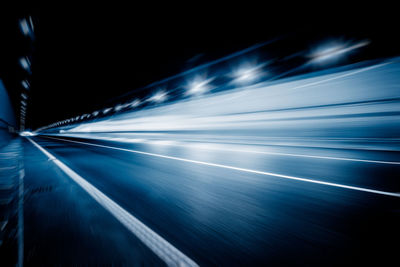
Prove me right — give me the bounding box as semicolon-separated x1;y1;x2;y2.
0;6;398;130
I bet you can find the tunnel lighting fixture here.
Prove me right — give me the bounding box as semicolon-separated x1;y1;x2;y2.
22;80;30;89
232;63;265;84
149;90;168;103
186;77;214;96
19;18;33;36
19;57;30;71
92;111;99;116
129;99;141;108
114;105;123;112
21;93;28;100
103;108;112;114
309;40;370;64
20;131;36;137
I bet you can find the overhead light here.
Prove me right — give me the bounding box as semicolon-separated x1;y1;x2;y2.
114;104;123;112
129;99;141;108
19;57;30;71
20;131;36;137
186;77;214;96
103;107;112;114
232;63;266;85
22;80;30;89
19;17;34;37
149;90;168;103
309;40;370;64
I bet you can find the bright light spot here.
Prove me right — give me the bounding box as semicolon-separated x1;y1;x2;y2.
231;63;266;85
20;131;36;136
186;76;214;96
19;18;30;36
21;93;28;100
129;99;141;108
19;57;30;71
114;104;123;112
309;40;370;64
149;90;168;103
22;80;29;89
21;100;27;106
92;111;99;116
103;107;112;114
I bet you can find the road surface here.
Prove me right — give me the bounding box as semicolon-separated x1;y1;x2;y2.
5;134;397;266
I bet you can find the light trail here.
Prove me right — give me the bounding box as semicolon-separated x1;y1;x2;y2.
43;136;400;198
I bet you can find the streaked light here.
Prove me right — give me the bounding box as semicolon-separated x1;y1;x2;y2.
92;111;99;116
231;63;266;84
19;131;36;136
103;107;112;114
19;18;31;36
114;104;123;112
309;40;370;64
22;80;30;89
186;76;214;96
21;93;28;100
19;57;30;71
129;99;141;108
149;90;168;103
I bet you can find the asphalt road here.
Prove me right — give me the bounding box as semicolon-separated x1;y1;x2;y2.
13;134;399;266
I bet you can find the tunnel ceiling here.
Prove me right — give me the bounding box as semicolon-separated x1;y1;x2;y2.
0;7;398;131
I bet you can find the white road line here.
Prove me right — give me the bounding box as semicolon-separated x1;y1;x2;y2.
27;138;198;267
44;136;400;198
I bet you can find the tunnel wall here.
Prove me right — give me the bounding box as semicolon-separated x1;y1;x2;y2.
0;79;16;147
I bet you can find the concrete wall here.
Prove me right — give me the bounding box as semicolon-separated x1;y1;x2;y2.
0;79;16;147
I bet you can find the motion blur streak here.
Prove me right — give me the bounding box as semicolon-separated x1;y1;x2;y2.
65;60;399;140
27;138;199;267
44;136;400;198
28;57;400;265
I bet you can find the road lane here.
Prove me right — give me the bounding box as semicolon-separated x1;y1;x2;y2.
21;137;164;266
44;135;400;194
30;135;400;266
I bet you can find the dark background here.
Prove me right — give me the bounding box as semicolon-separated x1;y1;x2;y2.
0;6;398;130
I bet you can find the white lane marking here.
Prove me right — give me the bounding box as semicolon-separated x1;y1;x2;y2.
27;138;198;267
44;136;400;198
